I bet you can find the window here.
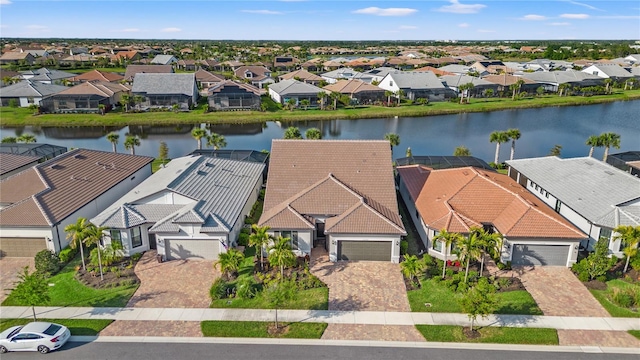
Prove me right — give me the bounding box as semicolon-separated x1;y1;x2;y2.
599;228;612;242
110;230;122;247
273;230;298;250
131;227;142;248
389;81;394;87
432;238;443;252
555;200;562;213
27;97;34;104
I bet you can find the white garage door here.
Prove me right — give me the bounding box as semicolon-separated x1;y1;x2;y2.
512;244;570;266
165;239;219;260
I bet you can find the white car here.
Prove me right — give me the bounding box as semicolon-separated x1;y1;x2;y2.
0;322;70;354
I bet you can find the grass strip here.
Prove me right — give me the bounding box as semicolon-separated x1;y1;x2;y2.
0;318;113;336
416;325;558;345
201;321;327;338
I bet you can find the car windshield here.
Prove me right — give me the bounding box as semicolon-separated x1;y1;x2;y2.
7;327;22;338
42;324;61;336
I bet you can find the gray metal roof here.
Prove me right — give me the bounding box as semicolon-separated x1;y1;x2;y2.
519;70;603;85
131;73;196;96
506;156;640;227
583;64;633;78
385;71;446;90
268;79;323;96
92;155;264;234
0;80;67;97
150;55;177;65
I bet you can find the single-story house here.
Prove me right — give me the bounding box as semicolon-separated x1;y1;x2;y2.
518;70;603;92
377;71;447;102
259;140;406;263
39;81;130;114
363;67;398;84
0;149;153;257
150;54;178;65
273;56;300;71
606;151;640;177
0;80;67;107
0;153;40;180
397;165;586;267
320;68;372;84
0;52;36;65
482;74;539;94
439;75;498;97
69;70;124;84
233;66;274;89
131;73;198;111
582;64;633;81
176;59;199;71
195;69;225;90
506;156;640;257
207;80;261;111
91;155;265;260
278;69;324;86
123;64;174;82
438;64;475;76
268;79;323;107
323;79;386;104
20;68;75;85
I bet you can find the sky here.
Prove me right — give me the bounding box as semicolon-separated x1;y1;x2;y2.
0;0;638;40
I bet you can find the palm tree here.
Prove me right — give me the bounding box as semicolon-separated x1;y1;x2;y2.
133;95;145;110
84;223;107;281
459;83;474;104
2;136;17;143
613;225;640;273
286;98;297;111
64;218;90;271
400;255;425;285
384;90;393;106
604;79;612;94
384;133;400;152
106;132;119;153
317;91;327;110
123;135;140;155
406;147;412;157
299;99;310;110
207;132;227;150
489;131;509;165
456;229;482;283
506;128;521;161
305;127;322;140
434;229;464;279
268;236;296;277
283;126;302;139
558;83;570;97
600;132;621;162
586;135;603;158
395;89;405;105
510;79;525;100
472;228;503;276
17;134;36;143
191;128;207;150
484;88;494;98
120;94;131;112
454;146;471;156
248;225;271;271
214;249;245;278
98;103;106;115
330;91;340;109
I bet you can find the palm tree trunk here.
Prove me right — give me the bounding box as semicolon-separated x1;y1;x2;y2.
464;259;470;283
442;247;447;279
460;92;464;104
112;143;117;153
624;255;630;273
131;147;135;156
589;146;594;158
603;147;610;162
510;140;516;160
79;243;86;271
280;264;284;277
480;252;485;276
98;245;104;281
197;140;202;150
494;143;501;164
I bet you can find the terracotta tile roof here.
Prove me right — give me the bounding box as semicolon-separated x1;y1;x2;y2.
259;140;405;235
323;79;385;94
397;165;585;239
70;70;124;83
0;149;153;227
413;66;455;76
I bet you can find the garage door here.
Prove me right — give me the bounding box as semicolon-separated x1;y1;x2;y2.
337;241;391;261
512;244;570;266
165;239;219;260
0;237;47;258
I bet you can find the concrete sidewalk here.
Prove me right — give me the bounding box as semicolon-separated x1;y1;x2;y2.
2;306;639;331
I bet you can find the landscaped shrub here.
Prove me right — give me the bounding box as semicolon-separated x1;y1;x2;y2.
238;232;250;246
34;249;61;277
131;253;143;262
496;261;512;270
58;246;78;264
400;240;408;255
90;243;125;267
235;276;256;300
611;288;634;308
629;253;640;272
210;278;229;300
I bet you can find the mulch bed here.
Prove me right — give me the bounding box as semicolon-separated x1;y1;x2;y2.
583;280;608;291
75;258;141;289
494;277;526;292
462;327;481;339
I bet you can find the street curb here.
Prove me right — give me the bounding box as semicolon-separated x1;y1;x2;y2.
68;336;640;354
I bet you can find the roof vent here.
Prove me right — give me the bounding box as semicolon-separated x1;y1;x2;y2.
584;161;593;166
604;171;614;175
74;154;85;159
197;170;207;176
49;164;62;170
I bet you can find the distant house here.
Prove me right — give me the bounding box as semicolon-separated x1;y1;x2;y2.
606;151;640;177
0;149;153;257
268;79;323;107
0;69;21;87
439;75;498;97
176;59;198;71
195;69;225;90
438;64;474;76
273;56;299;71
0;52;36;65
582;63;633;81
519;70;603;92
320;68;371;84
39;81;130;114
397;165;585;267
207;80;261;111
91;155;265;260
20;68;75;85
124;64;174;82
131;73;198;111
233;66;274;88
0;153;40;180
363;67;399;83
377;71;447;102
150;54;178;65
323;79;386;104
506;156;640;257
69;70;124;84
482;74;539;94
0;80;67;107
470;60;505;75
278;69;324;86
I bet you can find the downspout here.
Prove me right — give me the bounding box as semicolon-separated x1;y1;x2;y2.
586;222;593;252
55;224;62;252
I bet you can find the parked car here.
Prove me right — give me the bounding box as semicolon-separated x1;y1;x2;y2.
0;322;70;354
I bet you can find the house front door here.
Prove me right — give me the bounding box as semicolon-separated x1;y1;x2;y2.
148;230;157;250
314;222;326;248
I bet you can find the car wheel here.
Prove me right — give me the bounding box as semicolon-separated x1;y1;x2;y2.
37;345;50;354
0;345;7;353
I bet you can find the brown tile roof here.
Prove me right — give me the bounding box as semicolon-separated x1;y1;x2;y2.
413;66;455;76
323;79;385;95
53;81;129;97
482;74;537;86
124;65;173;81
194;69;225;83
0;153;39;176
278;69;323;82
234;66;271;82
0;149;153;227
259;140;405;235
70;70;124;83
0;52;32;60
397;165;585;239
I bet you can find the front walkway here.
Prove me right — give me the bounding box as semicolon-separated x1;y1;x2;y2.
0;257;34;303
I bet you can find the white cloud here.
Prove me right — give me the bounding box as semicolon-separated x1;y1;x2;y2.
458;23;470;28
436;0;486;14
399;25;418;30
161;27;182;33
0;0;12;5
477;29;496;33
352;7;418;16
560;13;590;19
520;14;548;21
241;10;283;15
549;22;570;26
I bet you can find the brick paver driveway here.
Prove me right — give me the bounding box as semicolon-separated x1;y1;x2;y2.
310;249;410;312
0;258;34;303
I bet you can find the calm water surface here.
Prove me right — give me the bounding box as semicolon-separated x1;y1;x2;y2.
2;101;638;162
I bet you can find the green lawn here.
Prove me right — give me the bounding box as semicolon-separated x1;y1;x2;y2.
0;319;113;336
151;158;171;172
407;278;542;315
589;279;640;318
416;325;558;345
2;257;138;308
629;330;640;340
201;321;327;339
3;89;639;127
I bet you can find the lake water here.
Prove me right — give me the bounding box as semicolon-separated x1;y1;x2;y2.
2;100;639;162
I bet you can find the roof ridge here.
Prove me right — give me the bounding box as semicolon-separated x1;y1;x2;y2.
359;198;406;233
286;204;315;228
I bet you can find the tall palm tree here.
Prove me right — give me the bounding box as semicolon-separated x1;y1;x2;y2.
207;132;227;150
248;225;271;271
455;229;482;283
305;127;322;140
395;89;405;105
84;223;108;281
558;83;570;97
64;217;90;271
106;132;119;153
600;132;621;162
506;128;521;161
510;79;525;100
283;126;302;139
586;135;602;158
434;229;464;279
123;135;140;155
489;131;509;165
214;249;245;278
613;225;640;273
191;128;207;150
330;91;340;109
384;90;393;105
472;227;503;276
384;133;400;152
454;146;471;156
120;94;131;112
400;255;425;285
16;134;36;143
317;91;327;110
268;236;296;277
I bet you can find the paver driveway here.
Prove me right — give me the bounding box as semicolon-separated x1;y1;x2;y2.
0;258;34;303
126;250;219;308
